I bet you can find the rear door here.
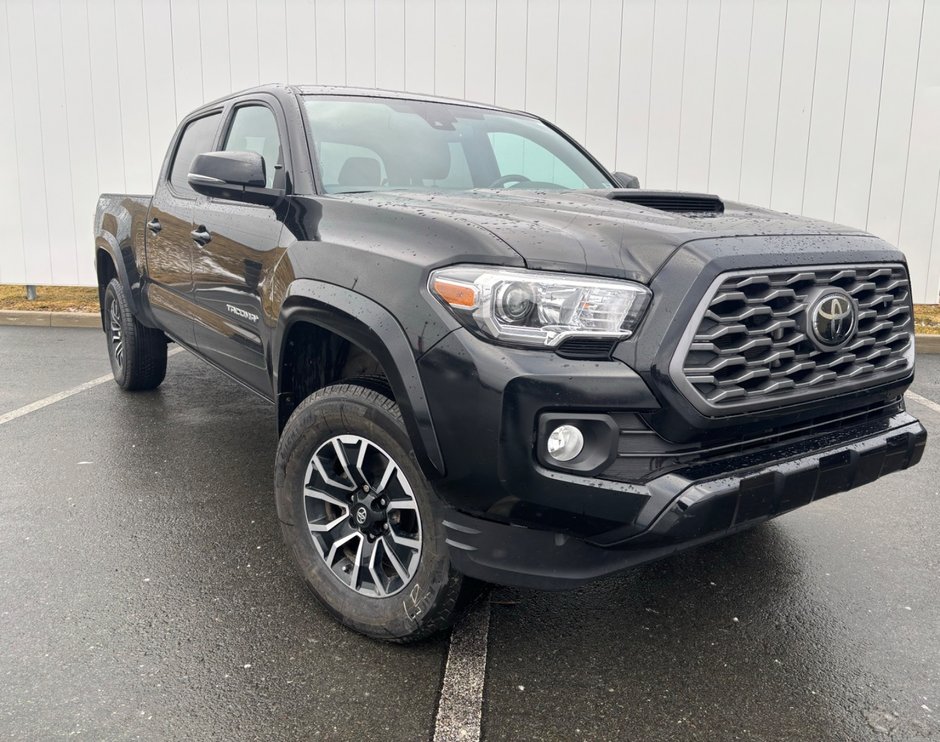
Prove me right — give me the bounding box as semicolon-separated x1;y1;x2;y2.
145;110;223;346
191;97;290;395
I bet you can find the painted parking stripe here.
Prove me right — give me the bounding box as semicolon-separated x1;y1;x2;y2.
906;391;940;415
0;348;183;426
433;599;491;742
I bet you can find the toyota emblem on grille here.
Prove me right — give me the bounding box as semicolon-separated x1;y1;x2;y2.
809;291;856;348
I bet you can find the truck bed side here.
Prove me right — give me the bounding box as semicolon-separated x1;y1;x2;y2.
94;193;154;325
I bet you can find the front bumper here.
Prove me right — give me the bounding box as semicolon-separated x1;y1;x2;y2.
418;325;919;538
441;417;926;589
416;241;925;589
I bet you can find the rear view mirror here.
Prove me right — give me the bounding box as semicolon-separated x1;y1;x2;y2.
612;171;640;189
188;151;282;206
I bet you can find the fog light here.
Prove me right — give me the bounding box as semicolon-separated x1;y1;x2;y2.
546;424;584;462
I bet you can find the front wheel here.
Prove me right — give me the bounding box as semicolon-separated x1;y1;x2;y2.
275;383;467;642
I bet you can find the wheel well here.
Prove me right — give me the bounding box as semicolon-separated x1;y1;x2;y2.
278;321;391;431
96;249;117;329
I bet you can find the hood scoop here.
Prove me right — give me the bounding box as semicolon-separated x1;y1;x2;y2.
606;190;725;214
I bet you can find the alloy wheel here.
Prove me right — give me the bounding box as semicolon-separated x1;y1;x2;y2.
303;434;422;597
108;297;124;368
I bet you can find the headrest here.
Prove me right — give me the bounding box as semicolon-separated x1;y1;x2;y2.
338;157;382;187
414;138;451;181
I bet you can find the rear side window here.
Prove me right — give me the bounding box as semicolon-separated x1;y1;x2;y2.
168;112;222;196
223;105;282;188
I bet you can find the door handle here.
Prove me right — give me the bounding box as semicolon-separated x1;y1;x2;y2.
146;218;161;234
190;226;212;246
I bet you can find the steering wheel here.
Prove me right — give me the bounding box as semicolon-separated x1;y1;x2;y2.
489;173;531;188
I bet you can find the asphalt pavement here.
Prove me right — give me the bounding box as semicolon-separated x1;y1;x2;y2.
0;325;938;741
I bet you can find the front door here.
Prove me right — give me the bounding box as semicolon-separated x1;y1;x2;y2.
145;111;223;346
191;101;289;395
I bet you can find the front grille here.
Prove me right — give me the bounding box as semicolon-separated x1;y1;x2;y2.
673;264;914;413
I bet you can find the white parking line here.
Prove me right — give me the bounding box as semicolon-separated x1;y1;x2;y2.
907;391;940;415
433;599;492;742
0;348;183;426
0;372;117;426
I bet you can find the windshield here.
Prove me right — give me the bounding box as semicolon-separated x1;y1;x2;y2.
303;96;614;194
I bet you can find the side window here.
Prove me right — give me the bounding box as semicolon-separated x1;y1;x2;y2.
169;112;222;196
487;132;588;188
223;105;282;188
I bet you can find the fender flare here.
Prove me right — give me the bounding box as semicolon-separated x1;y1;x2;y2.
95;231;145;321
273;280;446;477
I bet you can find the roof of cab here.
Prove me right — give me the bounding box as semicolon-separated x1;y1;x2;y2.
198;82;528;117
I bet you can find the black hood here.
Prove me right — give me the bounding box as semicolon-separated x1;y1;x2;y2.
340;189;874;283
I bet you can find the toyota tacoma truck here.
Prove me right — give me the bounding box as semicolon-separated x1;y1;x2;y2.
94;84;926;642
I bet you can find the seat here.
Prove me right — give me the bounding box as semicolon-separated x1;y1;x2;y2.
338;157;382;188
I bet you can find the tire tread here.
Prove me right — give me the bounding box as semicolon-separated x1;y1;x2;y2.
106;278;167;391
278;382;471;643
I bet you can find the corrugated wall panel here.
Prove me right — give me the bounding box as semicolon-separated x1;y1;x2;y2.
346;0;377;89
769;0;821;216
899;0;940;302
801;0;853;223
285;0;317;85
404;0;434;94
646;0;688;191
1;0;938;302
834;0;889;230
33;0;76;284
374;0;406;92
61;0;100;286
115;0;155;195
614;0;654;184
584;0;624;168
169;0;206;118
7;0;53;284
463;0;495;104
707;0;753;201
866;0;922;248
523;0;559;122
434;0;465;99
0;1;25;284
738;0;787;208
676;0;720;195
552;0;589;144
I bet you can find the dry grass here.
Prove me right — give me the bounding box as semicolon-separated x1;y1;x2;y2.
914;304;940;335
0;285;99;313
2;283;940;334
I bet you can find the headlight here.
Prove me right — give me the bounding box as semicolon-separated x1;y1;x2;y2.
428;265;651;348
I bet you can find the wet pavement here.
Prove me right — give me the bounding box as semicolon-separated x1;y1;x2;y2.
1;325;938;741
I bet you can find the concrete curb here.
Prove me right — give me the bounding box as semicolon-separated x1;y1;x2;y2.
0;310;100;329
915;334;940;354
2;308;940;353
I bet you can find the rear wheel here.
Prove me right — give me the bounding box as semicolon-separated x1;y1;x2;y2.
104;278;167;391
275;383;467;642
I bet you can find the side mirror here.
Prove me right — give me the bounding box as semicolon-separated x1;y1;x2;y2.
188;151;282;206
612;171;640;189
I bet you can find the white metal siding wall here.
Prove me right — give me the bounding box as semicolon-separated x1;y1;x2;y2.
1;0;939;301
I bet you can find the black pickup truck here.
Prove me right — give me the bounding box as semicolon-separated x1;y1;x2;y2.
95;84;926;642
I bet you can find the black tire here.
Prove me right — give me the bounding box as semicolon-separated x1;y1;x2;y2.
104;278;167;391
275;383;466;642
